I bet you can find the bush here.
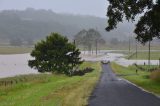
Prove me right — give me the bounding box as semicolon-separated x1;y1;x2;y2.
150;70;160;82
72;67;94;76
83;67;94;73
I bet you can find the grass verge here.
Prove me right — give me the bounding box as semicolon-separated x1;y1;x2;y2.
0;46;33;54
127;51;160;60
111;62;160;96
0;62;101;106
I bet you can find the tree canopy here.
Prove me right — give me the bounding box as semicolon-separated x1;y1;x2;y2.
74;29;105;52
106;0;160;44
28;33;82;76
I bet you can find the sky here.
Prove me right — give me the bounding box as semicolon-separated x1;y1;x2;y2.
0;0;108;18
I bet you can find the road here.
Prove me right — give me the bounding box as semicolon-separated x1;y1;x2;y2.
89;63;160;106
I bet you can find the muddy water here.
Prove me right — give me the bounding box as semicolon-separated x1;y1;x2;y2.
0;51;159;78
81;51;159;67
0;53;38;78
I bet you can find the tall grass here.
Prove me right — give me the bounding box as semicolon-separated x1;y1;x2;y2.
150;70;160;82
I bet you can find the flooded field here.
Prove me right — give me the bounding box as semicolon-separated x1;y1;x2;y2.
0;53;38;78
0;51;159;78
81;50;159;67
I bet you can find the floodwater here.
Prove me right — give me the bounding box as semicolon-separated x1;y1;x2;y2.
0;51;159;78
0;53;38;78
81;51;159;66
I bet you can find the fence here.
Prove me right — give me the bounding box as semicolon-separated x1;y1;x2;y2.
134;63;159;72
127;52;136;60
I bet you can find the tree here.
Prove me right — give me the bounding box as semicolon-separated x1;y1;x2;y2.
74;29;105;54
87;29;102;46
134;3;160;44
86;29;101;54
28;33;82;76
106;0;160;44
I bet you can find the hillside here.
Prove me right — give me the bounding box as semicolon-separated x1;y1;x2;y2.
0;8;135;45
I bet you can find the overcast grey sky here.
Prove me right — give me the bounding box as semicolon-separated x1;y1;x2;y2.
0;0;108;17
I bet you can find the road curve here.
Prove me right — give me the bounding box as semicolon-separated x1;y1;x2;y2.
89;64;160;106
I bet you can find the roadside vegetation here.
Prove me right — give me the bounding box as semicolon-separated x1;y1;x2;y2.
0;62;101;106
111;63;160;96
150;71;160;82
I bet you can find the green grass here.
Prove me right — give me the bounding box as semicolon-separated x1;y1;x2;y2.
127;51;160;60
0;46;33;54
0;62;101;106
138;65;159;70
105;43;160;50
111;63;160;96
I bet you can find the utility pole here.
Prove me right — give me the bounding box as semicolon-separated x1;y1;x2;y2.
159;58;160;68
73;40;76;45
96;39;98;56
136;40;138;60
148;40;151;70
129;37;131;53
96;27;98;56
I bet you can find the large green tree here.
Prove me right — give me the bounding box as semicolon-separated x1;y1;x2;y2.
28;33;82;76
135;2;160;43
106;0;160;44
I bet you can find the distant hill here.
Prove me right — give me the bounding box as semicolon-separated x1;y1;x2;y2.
0;8;135;45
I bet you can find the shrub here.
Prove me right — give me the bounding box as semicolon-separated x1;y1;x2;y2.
150;70;160;82
72;67;94;76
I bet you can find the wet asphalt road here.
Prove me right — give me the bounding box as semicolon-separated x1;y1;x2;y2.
89;63;160;106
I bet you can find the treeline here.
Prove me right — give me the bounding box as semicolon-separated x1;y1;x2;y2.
0;8;106;46
0;8;136;46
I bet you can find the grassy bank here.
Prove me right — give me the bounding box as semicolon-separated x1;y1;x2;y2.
111;63;160;96
0;62;101;106
0;46;33;54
